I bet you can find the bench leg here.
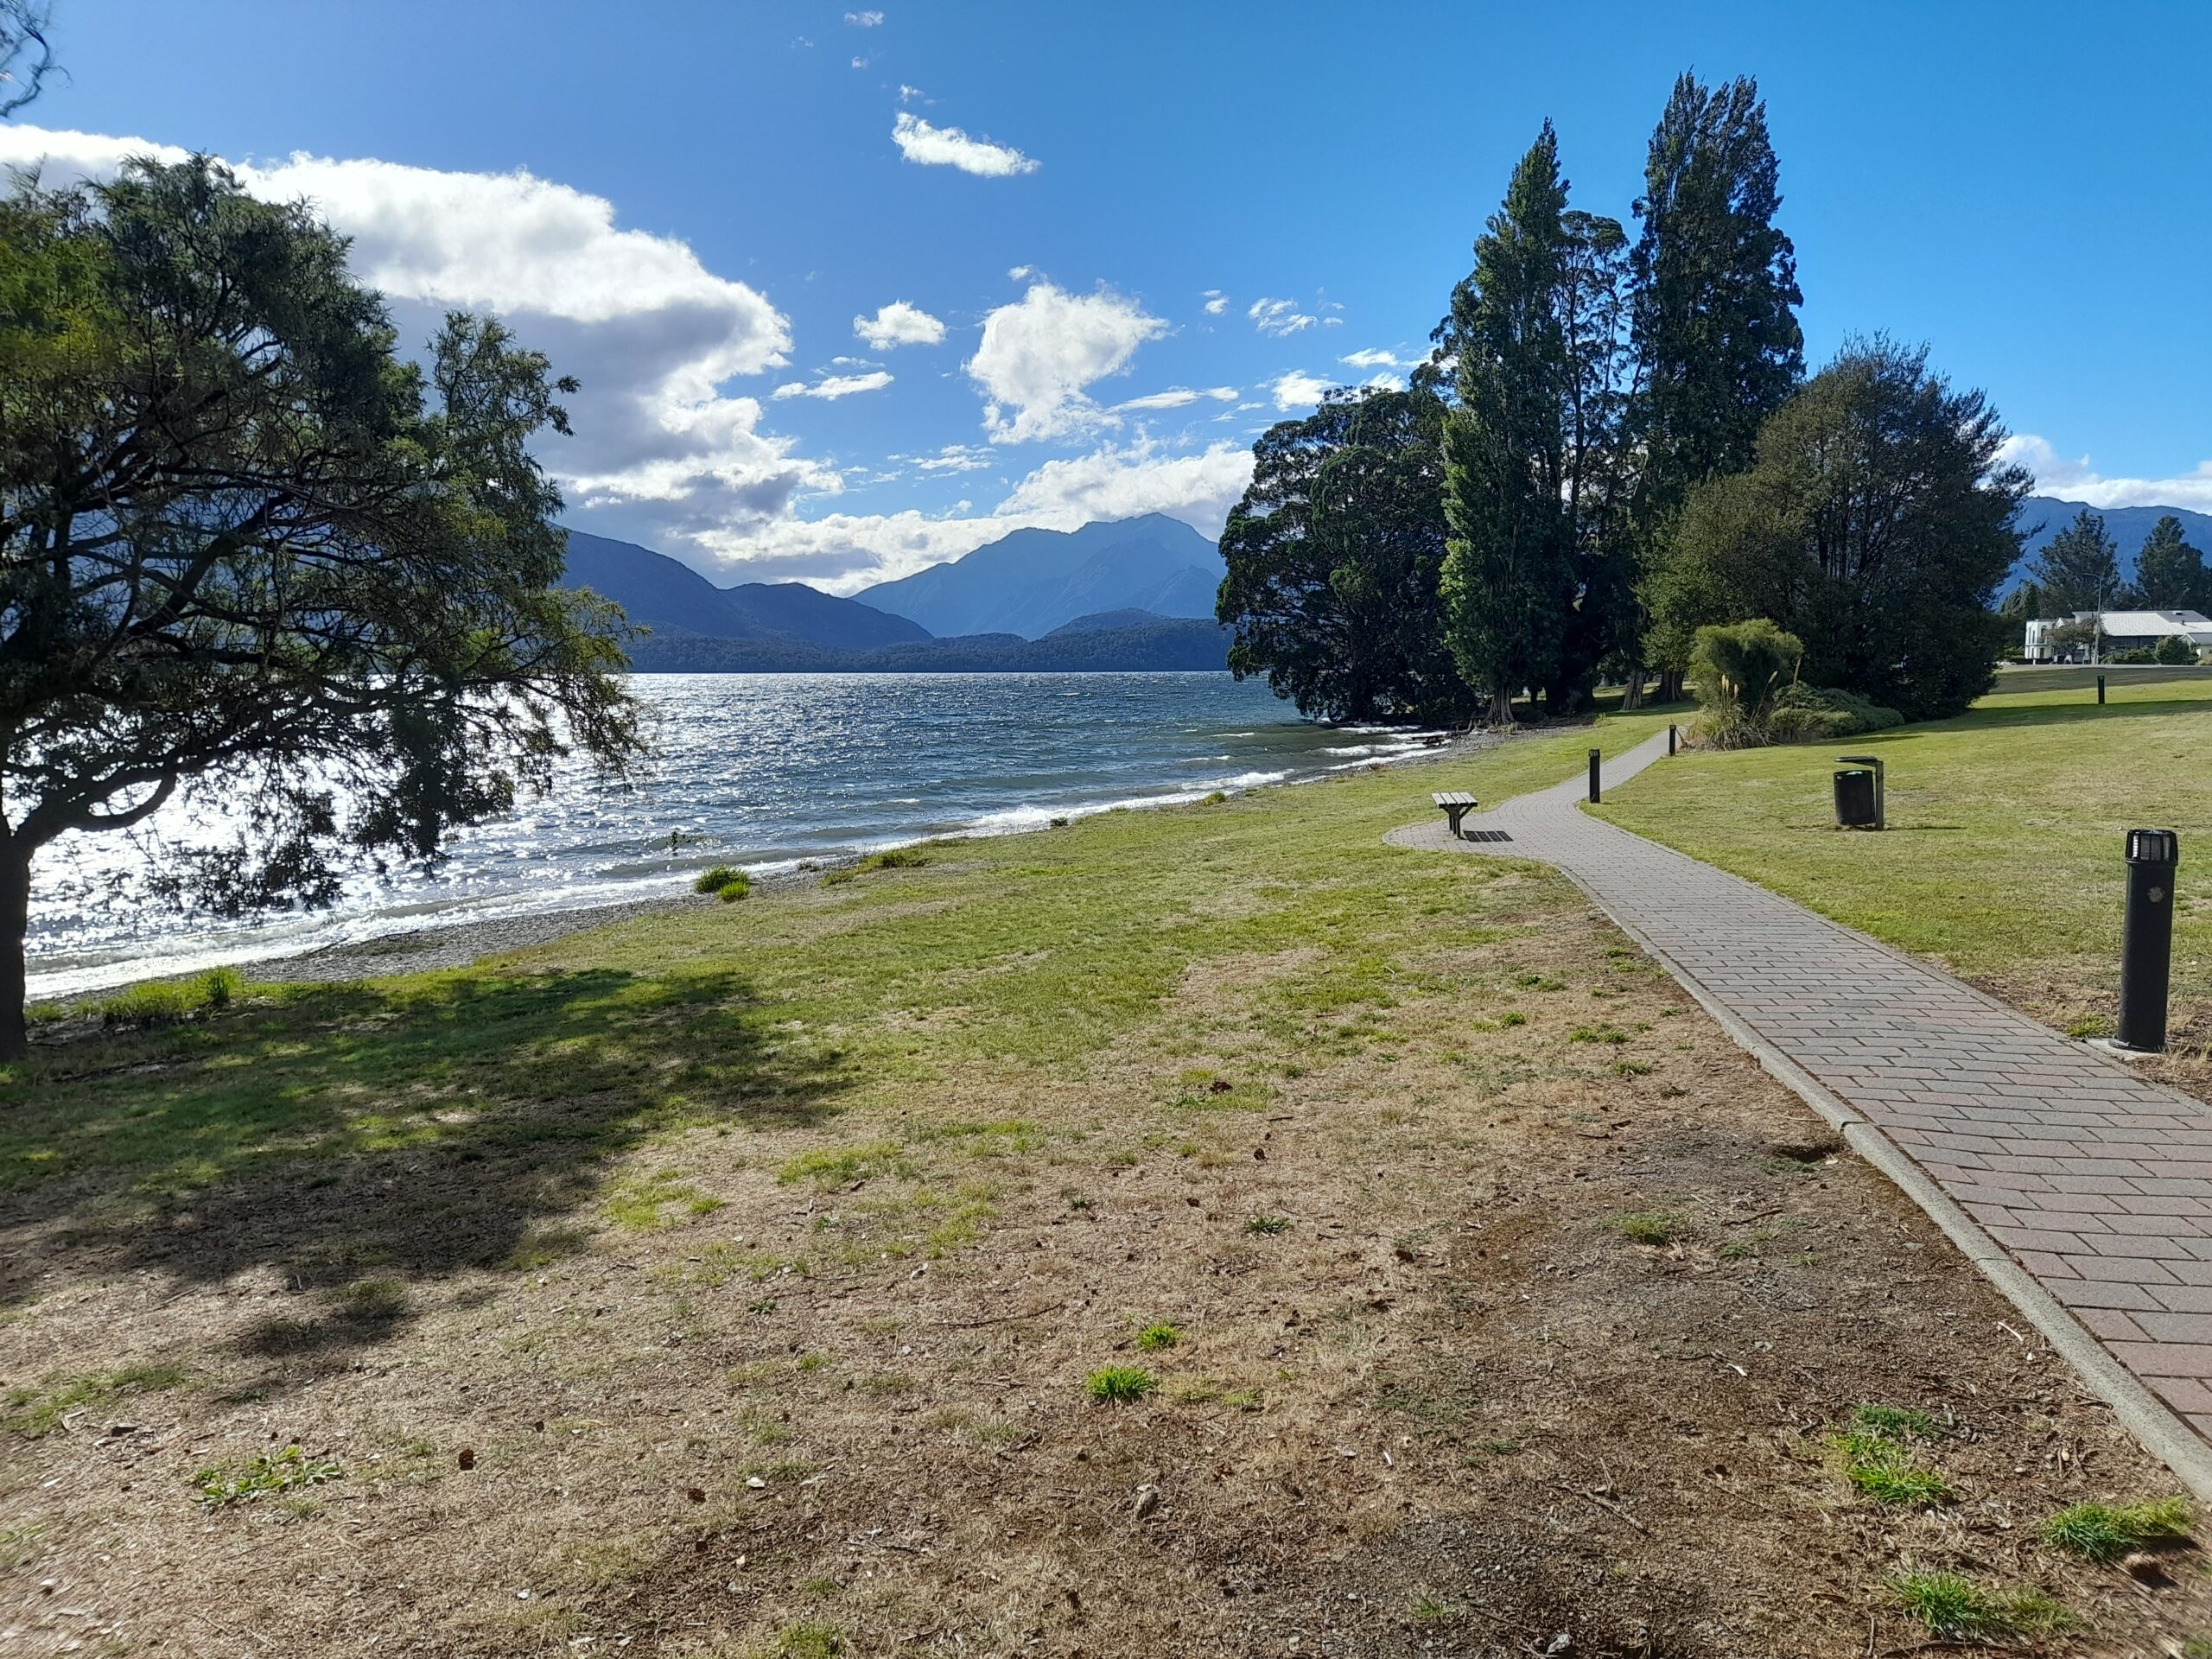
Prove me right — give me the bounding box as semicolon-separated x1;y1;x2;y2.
1446;806;1467;839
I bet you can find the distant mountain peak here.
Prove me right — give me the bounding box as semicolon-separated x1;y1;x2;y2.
855;516;1224;639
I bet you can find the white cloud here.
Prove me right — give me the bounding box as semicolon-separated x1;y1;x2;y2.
995;438;1252;534
1115;386;1240;411
1249;297;1315;338
892;111;1039;178
1270;370;1332;410
900;444;994;474
772;371;894;401
967;281;1167;443
1340;347;1402;369
1202;289;1229;316
1007;264;1036;282
845;9;884;23
1998;435;2212;514
851;56;870;68
898;84;926;103
1322;316;1344;327
853;300;945;349
711;439;1252;592
0;125;829;550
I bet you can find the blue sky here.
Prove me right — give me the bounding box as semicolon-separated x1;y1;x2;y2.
10;0;2210;589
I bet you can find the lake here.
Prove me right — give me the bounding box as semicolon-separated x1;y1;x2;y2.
29;672;1445;997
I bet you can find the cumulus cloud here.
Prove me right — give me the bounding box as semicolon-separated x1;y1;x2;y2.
772;371;894;401
1270;370;1332;410
708;439;1251;591
898;83;926;103
967;281;1167;443
892;111;1039;177
1999;435;2212;514
0;125;830;551
854;300;945;349
1115;386;1240;411
1202;289;1229;316
1249;297;1315;337
1340;347;1402;369
845;9;884;23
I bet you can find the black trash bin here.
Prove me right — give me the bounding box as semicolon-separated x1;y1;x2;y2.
1834;766;1879;828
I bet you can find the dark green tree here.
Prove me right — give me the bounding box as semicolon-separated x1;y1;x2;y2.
1216;384;1469;724
1628;73;1805;688
0;157;642;1058
2134;515;2210;613
1436;124;1580;722
1647;339;2027;721
2029;509;2122;616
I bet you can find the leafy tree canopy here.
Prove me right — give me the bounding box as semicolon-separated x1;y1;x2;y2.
0;157;641;1056
1216;385;1469;725
1648;338;2026;721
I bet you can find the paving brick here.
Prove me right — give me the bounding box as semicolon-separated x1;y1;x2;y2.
1410;734;2212;1449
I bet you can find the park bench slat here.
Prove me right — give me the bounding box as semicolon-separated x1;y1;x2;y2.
1431;790;1479;839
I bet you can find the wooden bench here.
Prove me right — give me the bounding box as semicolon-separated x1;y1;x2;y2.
1432;791;1478;839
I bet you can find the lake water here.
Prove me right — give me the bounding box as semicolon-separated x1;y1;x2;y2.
29;672;1446;997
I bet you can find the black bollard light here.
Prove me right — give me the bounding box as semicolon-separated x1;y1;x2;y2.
1587;747;1601;804
2098;674;2107;705
2117;829;2180;1052
1668;723;1677;756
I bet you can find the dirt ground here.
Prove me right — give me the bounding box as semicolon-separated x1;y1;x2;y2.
8;875;2212;1656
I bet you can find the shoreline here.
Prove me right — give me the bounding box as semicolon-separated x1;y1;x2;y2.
59;721;1522;995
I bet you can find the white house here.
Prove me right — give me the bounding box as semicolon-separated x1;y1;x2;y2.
2023;609;2212;663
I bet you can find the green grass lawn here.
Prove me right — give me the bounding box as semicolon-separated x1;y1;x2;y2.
1594;665;2212;1042
10;694;2212;1655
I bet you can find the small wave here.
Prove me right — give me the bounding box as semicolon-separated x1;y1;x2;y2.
1324;744;1375;757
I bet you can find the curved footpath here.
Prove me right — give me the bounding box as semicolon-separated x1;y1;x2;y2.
1389;728;2212;1498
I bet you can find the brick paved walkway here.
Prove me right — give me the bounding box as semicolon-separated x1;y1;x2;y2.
1390;730;2212;1449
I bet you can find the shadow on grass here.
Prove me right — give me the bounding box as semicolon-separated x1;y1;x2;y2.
0;966;851;1366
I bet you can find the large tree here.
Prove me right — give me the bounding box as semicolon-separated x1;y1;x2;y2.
0;157;641;1057
1647;339;2027;721
1628;73;1805;687
2029;509;2122;616
1436;124;1581;722
1217;384;1468;724
2134;514;2210;613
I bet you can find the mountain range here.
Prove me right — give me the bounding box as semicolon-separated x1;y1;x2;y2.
2013;497;2212;588
852;515;1225;637
560;517;1230;672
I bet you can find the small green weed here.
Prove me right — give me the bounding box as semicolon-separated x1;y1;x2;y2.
772;1620;847;1658
1135;1322;1180;1351
601;1168;724;1230
1887;1572;2075;1641
3;1363;190;1437
778;1141;909;1186
1852;1403;1938;1440
193;1446;341;1506
1615;1211;1684;1246
2041;1496;2192;1562
1245;1215;1290;1236
1084;1365;1156;1403
1569;1025;1630;1045
693;865;741;893
1410;1594;1459;1624
1827;1419;1954;1507
717;872;753;902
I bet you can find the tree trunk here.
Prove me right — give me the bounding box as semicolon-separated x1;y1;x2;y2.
1621;671;1644;710
0;847;29;1062
1486;686;1516;726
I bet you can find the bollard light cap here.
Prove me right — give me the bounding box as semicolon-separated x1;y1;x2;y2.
2126;828;2180;865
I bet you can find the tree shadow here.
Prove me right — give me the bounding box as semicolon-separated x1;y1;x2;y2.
0;967;852;1371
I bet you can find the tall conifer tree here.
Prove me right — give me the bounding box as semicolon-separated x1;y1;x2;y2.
1438;124;1578;723
1629;73;1805;688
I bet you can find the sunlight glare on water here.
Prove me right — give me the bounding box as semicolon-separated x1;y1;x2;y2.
29;672;1446;996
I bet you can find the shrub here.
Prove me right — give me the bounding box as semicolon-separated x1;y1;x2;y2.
715;871;752;903
200;965;243;1009
693;864;741;894
1765;683;1904;743
2157;632;2202;665
2108;645;2158;665
1688;619;1804;748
